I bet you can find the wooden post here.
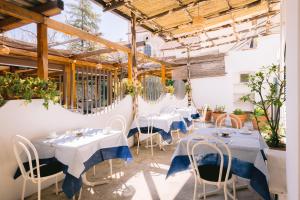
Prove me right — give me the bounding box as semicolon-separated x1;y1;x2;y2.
131;11;138;117
128;52;132;82
161;64;166;86
187;47;192;106
37;23;48;80
131;12;137;82
64;63;71;108
71;61;76;108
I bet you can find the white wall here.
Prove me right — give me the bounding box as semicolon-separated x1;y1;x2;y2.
0;93;187;200
286;0;300;199
0;96;133;200
191;35;281;113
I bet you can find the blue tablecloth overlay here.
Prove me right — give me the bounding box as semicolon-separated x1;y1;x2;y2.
127;121;187;143
166;152;270;200
14;146;132;198
191;113;200;119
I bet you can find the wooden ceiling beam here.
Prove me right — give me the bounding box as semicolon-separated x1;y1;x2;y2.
166;11;278;42
103;0;126;12
161;0;271;37
72;41;145;59
139;0;208;22
163;22;279;51
0;1;172;67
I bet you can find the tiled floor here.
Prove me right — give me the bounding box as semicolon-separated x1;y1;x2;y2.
27;135;263;200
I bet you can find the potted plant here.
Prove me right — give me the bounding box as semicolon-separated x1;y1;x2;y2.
198;105;212;122
212;105;226;123
0;73;59;109
165;79;175;95
251;107;268;131
230;108;248;128
241;64;285;148
122;78;143;97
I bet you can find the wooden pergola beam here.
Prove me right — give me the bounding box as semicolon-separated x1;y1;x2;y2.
0;1;171;67
0;0;64;31
8;47;116;70
140;0;208;22
168;11;278;41
103;0;126;12
72;41;145;59
165;0;268;34
162;21;279;51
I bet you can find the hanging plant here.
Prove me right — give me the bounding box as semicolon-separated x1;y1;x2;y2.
165;85;175;94
185;82;192;94
122;78;143;97
0;73;60;109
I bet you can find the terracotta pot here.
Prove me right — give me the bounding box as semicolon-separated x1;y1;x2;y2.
197;109;213;122
252;116;268;130
212;112;226;123
205;110;212;122
230;114;248;128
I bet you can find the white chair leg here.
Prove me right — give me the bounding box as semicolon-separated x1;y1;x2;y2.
137;137;140;155
55;175;59;195
21;179;26;200
232;178;237;200
150;135;154;156
78;187;83;200
193;178;197;200
224;185;228;200
109;159;113;178
93;165;96;177
203;183;206;200
37;181;41;200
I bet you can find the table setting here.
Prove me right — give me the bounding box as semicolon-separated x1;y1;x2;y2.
127;112;187;143
14;128;133;198
166;127;270;200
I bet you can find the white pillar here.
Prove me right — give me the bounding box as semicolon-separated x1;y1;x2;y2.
286;0;300;199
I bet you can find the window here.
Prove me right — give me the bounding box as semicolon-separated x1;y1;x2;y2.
144;44;152;56
240;73;250;83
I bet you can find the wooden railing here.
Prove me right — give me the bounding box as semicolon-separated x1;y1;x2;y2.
56;66;125;114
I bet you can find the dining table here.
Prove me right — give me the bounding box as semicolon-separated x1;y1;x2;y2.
166;127;270;200
14;128;132;198
128;113;187;143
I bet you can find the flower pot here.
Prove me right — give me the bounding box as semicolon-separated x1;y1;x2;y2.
197;109;213;122
212;112;226;123
230;113;248;128
252;116;268;130
205;110;212;122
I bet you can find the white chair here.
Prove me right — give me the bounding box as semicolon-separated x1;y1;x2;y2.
93;115;127;177
187;135;236;200
215;114;242;129
13;135;63;200
192;104;208;129
136;115;161;156
266;149;287;199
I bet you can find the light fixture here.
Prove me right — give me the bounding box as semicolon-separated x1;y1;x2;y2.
96;63;102;69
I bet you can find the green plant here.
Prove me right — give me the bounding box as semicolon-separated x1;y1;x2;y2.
0;73;60;109
185;83;192;94
214;105;225;113
241;64;286;147
165;85;175;94
253;107;265;117
122;78;143;97
233;108;245;115
165;79;174;87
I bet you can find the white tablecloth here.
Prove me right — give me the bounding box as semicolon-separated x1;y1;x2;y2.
32;128;128;178
131;113;183;133
173;127;269;176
